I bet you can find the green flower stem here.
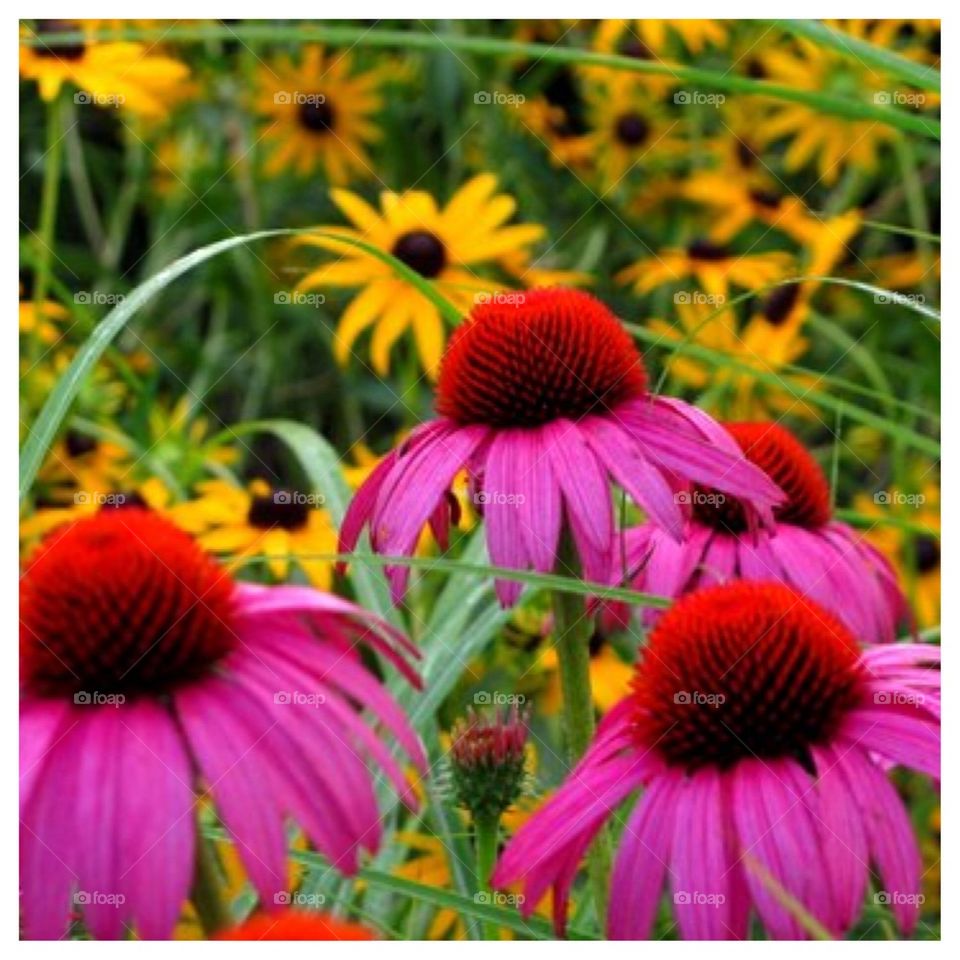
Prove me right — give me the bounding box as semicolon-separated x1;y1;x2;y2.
191;835;231;937
552;534;611;929
474;813;501;941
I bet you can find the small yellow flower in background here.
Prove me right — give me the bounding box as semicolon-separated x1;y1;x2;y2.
854;480;940;629
497;248;592;289
618;240;793;301
170;478;337;589
647;299;814;420
33;428;131;504
19;19;190;118
516;96;594;173
19;292;69;345
753;26;927;186
20;477;171;552
297;174;545;377
580;75;687;189
254;46;385;183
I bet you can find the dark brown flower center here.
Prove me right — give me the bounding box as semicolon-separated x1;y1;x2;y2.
614;112;650;146
298;97;336;133
761;284;801;326
687;239;730;262
246;491;310;531
392;230;447;278
914;534;940;574
65;429;98;458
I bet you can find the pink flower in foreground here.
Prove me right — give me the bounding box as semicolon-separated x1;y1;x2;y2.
615;421;909;643
340;288;783;605
20;508;425;940
494;582;940;939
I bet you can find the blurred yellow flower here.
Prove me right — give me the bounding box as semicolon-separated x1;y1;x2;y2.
171;478;337;589
618;240;793;301
298;175;544;377
20;20;190;118
254;46;385;183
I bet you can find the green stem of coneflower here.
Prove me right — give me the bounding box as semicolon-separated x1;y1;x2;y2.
474;813;501;941
32;92;65;355
191;835;231;937
551;532;612;928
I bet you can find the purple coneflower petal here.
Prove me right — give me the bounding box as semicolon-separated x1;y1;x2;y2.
115;701;196;940
608;772;682;940
484;430;531;606
836;747;922;934
812;744;870;932
732;758;824;939
513;426;562;574
838;707;940;778
176;678;288;902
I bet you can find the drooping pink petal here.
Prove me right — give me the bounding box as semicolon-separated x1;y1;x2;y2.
483;430;531;606
838;706;940;779
20;697;72;808
176;678;288;903
608;772;682;940
617;397;782;520
20;708;87;940
513;425;562;574
115;700;196;940
337;443;400;562
731;758;826;939
670;767;746;939
542;418;613;584
233;581;420;685
582;413;683;539
836;747;923;934
812;744;870;933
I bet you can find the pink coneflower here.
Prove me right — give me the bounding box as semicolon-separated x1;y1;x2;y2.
493;582;940;940
20;508;425;941
340;288;782;605
616;421;909;643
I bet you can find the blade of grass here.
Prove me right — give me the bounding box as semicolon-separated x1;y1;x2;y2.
769;19;940;92
32;24;940;139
